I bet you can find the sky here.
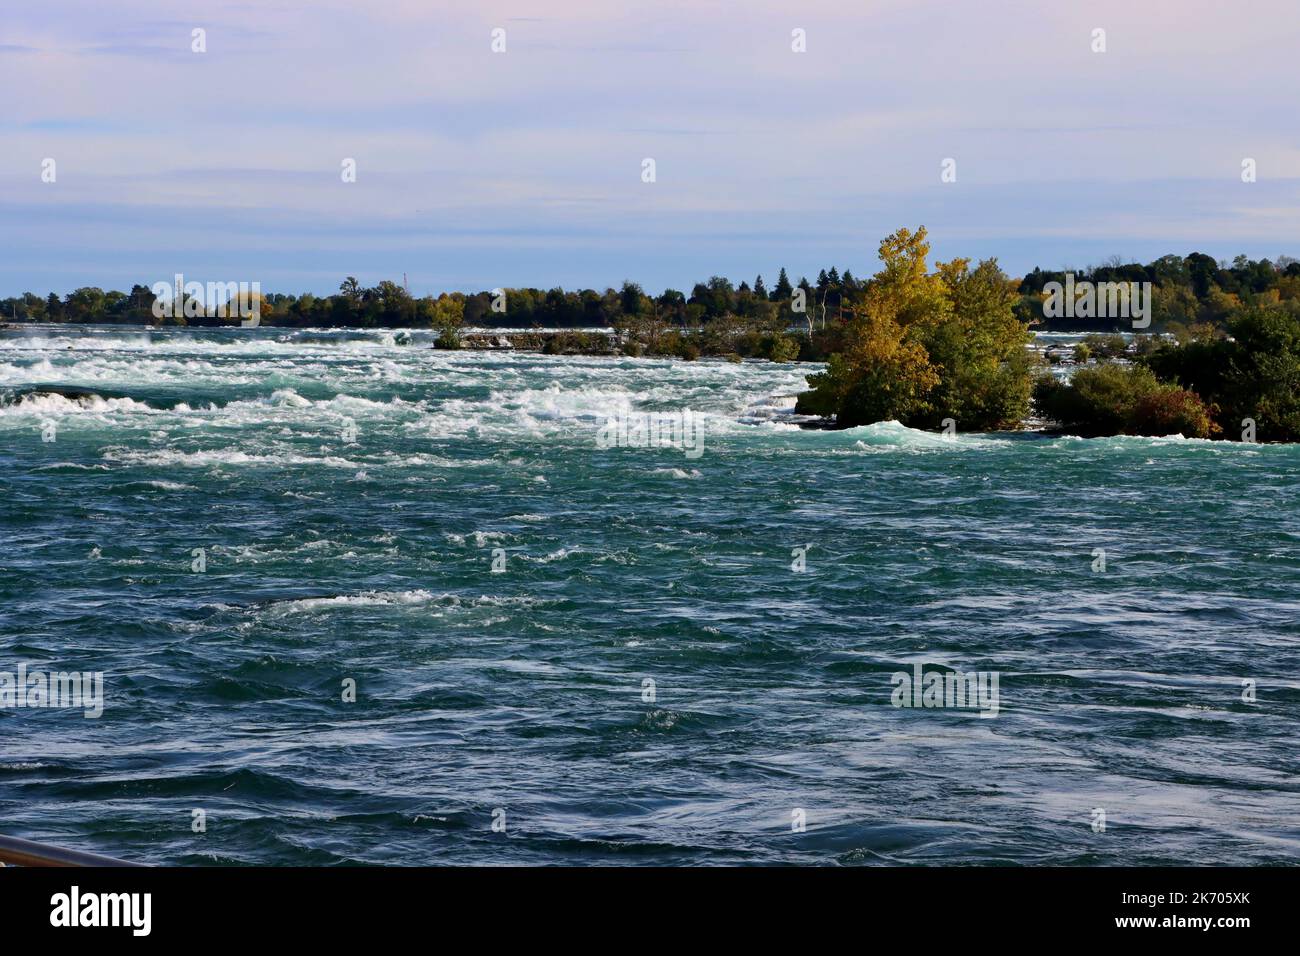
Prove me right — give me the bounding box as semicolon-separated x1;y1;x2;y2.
2;0;1299;297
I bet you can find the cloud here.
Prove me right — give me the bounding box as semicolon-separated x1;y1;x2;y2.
2;0;1298;294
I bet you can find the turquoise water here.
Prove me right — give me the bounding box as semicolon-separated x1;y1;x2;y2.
2;325;1299;865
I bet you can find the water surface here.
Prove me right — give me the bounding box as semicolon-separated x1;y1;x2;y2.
2;325;1298;865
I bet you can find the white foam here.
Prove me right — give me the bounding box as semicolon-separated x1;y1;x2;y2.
1;327;823;449
260;590;549;615
847;420;1014;451
444;530;512;547
0;392;158;418
102;447;361;469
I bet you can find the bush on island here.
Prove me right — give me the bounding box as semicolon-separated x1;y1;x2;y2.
1141;306;1300;441
1032;362;1219;438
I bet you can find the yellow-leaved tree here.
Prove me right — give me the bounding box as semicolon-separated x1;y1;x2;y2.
797;226;1034;430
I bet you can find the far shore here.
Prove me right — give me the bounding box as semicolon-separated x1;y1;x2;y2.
1;320;1128;365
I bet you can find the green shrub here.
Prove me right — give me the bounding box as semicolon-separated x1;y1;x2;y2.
767;335;800;363
674;338;701;361
1080;333;1129;360
1141;307;1300;440
1033;365;1139;435
1131;334;1163;356
1033;362;1218;438
1130;387;1220;438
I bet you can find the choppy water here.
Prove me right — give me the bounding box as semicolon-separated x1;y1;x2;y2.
2;324;1299;866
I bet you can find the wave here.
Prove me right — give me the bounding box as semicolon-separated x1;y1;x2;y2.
111;478;201;492
444;530;513;547
247;590;553;615
845;420;1013;451
30;461;111;472
0;386;161;416
1044;431;1285;452
101;447;362;469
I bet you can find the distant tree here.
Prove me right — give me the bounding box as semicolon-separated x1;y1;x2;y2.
431;294;465;347
772;268;793;301
373;280;407;302
64;287;106;322
23;292;46;320
657;289;686;325
620;280;645;316
797;276;814;326
1185;253;1219;298
689;277;735;319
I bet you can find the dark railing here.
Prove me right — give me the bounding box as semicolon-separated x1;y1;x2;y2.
0;833;141;867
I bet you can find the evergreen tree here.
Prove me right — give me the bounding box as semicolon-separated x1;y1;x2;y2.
773;268;794;301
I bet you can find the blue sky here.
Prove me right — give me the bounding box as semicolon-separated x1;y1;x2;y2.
2;0;1299;296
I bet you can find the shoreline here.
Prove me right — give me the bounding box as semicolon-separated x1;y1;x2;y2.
1;320;1115;362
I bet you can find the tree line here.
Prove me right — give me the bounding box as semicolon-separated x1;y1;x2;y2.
5;250;1298;342
1018;253;1300;334
0;267;862;331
